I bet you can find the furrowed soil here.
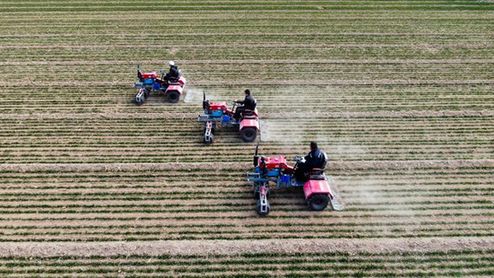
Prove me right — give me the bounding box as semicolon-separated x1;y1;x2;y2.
0;0;493;276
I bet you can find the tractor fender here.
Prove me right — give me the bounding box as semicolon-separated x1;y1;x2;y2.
178;76;186;87
303;179;333;200
165;85;183;94
239;118;259;131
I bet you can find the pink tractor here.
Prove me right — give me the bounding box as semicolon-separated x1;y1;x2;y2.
133;65;186;105
247;145;341;216
197;93;259;144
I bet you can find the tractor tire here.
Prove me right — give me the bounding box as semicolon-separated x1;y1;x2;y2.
134;91;145;106
256;199;270;216
203;133;214;144
240;127;257;142
166;91;180;103
202;127;214;144
307;194;329;211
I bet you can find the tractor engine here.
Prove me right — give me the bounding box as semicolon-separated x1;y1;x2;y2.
205;101;229;118
253;155;293;185
255;155;287;178
137;71;159;89
139;71;158;80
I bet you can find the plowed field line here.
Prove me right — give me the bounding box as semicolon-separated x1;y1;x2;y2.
1;59;493;66
0;237;492;258
1;159;491;173
1;80;493;87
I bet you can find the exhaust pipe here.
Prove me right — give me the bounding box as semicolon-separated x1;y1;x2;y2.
253;142;260;167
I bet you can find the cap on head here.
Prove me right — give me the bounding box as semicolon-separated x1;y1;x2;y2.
244;89;251;95
168;61;175;66
310;141;318;151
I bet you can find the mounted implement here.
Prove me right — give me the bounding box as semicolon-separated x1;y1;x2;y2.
133;65;186;105
198;92;259;144
247;145;342;216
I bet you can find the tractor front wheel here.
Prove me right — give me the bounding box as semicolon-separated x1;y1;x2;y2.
256;198;270;216
308;194;329;211
240;127;257;142
166;91;180;103
134;90;145;105
204;133;214;144
203;127;214;144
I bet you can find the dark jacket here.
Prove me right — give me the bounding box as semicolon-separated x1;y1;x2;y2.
237;95;257;110
305;148;328;170
166;65;180;80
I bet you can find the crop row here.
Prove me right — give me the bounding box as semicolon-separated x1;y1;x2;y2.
2;46;493;62
1;149;491;163
0;249;492;277
1;85;492;112
1;83;493;95
0;164;491;241
1;119;491;162
0;1;492;13
3;63;493;81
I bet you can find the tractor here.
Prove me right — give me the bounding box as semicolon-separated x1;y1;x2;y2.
197;93;259;144
247;145;341;216
133;65;186;105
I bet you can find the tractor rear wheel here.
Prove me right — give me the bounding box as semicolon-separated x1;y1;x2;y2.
240;127;257;142
308;194;329;211
166;91;180;103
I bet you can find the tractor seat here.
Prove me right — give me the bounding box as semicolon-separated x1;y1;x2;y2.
241;109;258;119
168;77;179;84
309;168;326;180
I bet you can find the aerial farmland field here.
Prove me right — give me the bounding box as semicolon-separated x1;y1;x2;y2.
0;0;493;276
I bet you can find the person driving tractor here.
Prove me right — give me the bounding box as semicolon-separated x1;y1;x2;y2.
234;89;257;120
294;141;328;181
163;60;180;82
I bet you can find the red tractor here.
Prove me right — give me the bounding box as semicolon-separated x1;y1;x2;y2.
133;65;186;105
247;145;342;216
197;93;259;144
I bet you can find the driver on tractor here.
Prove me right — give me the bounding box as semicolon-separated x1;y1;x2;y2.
234;89;257;120
163;60;180;83
294;141;328;182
